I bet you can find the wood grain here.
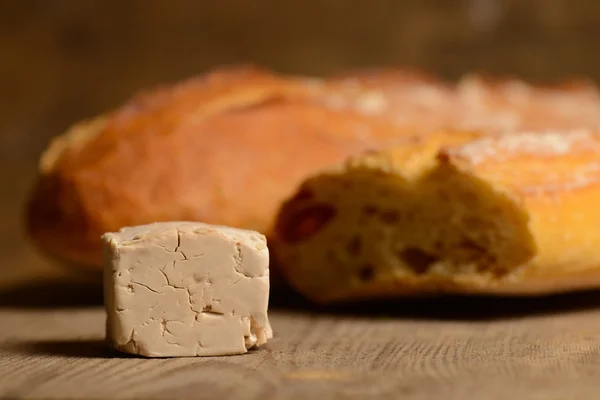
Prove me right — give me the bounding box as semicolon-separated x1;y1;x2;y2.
2;282;600;399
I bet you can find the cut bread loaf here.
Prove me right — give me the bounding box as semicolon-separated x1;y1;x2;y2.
26;64;600;273
273;130;600;303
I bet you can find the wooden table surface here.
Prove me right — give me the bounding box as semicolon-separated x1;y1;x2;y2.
5;2;600;398
3;271;600;399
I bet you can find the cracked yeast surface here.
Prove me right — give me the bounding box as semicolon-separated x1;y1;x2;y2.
103;221;272;357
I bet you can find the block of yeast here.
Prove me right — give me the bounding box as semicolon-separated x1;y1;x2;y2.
25;64;600;274
102;221;272;357
273;130;600;303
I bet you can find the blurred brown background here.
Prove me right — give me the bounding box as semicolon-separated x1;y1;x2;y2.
2;0;600;285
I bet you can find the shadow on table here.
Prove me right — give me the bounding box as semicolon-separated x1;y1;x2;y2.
269;285;600;321
3;339;133;359
0;280;103;309
2;277;600;320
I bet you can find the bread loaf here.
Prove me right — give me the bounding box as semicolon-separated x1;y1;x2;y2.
273;130;600;303
25;66;426;270
26;64;600;274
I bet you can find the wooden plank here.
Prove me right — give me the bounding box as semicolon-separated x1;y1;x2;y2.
1;280;600;399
